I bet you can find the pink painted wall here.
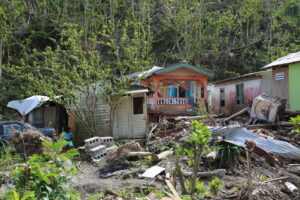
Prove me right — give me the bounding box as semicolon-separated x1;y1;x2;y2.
209;78;262;115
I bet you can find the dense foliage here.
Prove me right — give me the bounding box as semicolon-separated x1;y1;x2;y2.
1;0;300;115
2;141;79;200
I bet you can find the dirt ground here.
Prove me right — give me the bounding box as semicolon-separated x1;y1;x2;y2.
72;152;300;200
72;162;164;200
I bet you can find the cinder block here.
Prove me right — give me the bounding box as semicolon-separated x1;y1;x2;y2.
93;151;107;161
98;137;114;147
84;137;102;149
87;145;107;157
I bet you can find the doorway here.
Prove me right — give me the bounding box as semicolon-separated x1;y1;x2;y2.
220;88;225;114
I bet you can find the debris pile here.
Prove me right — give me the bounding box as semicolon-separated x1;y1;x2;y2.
105;142;152;168
12;130;51;157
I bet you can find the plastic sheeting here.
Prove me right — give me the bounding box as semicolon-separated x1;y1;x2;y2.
7;95;50;116
209;126;300;160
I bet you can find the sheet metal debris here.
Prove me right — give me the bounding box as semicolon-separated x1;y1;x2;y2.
7;95;50;116
209;126;300;160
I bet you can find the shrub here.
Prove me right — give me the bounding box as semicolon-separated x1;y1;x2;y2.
7;140;80;200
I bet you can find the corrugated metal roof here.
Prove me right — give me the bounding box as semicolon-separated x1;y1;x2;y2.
263;51;300;68
209;126;300;160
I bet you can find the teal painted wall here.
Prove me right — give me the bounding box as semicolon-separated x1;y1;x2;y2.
289;62;300;111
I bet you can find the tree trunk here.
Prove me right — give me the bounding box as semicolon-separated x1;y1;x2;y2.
0;41;2;79
190;147;201;194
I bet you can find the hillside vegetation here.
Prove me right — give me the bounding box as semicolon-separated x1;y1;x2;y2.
1;0;300;113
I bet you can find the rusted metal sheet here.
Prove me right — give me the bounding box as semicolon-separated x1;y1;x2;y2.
250;94;286;123
209;126;300;160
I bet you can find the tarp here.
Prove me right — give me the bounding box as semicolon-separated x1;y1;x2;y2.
7;95;50;116
209;126;300;160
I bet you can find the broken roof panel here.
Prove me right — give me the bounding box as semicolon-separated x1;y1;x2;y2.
209;126;300;160
263;51;300;68
7;95;51;116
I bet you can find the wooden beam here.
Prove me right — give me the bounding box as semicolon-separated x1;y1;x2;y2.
166;180;182;200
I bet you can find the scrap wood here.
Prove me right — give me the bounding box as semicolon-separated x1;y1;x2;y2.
165;180;182;200
152;150;174;161
174;116;202;121
245;121;293;129
263;176;289;183
182;169;226;178
147;124;158;140
126;152;153;158
224;106;249;122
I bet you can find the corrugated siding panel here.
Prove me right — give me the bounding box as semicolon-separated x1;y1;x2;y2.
74;95;111;145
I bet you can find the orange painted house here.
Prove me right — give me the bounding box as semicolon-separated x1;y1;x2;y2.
131;62;213;120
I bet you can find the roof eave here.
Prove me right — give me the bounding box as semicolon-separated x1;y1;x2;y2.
153;63;213;78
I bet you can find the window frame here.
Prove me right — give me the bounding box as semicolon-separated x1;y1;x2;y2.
236;83;244;105
133;97;144;115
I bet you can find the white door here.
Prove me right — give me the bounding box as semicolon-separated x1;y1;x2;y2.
132;96;146;138
114;96;146;139
114;97;131;139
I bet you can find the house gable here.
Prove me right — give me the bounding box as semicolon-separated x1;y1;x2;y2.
153;63;213;78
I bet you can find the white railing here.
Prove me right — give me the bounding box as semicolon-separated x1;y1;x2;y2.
157;98;187;105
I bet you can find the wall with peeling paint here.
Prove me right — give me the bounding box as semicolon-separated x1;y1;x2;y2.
208;71;272;115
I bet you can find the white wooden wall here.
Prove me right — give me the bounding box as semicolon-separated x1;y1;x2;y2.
113;94;147;139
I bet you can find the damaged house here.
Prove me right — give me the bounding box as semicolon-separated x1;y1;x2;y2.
208;51;300;116
132;62;213;121
208;70;272;115
7;95;68;133
263;51;300;111
74;85;149;141
75;62;213;141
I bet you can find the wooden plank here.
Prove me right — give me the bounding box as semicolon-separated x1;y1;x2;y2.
165;180;182;200
68;111;77;133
